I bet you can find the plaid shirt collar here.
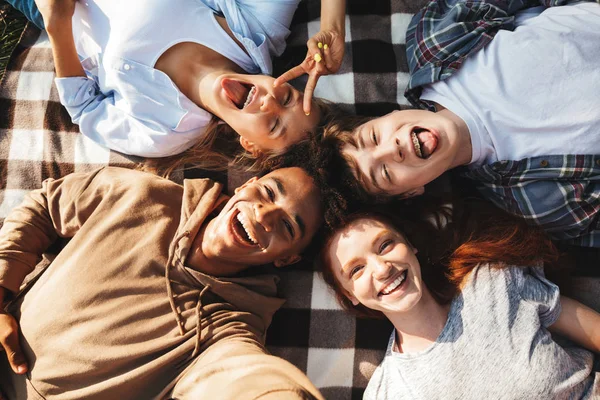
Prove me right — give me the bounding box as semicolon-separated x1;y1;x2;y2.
463;155;600;247
404;0;598;108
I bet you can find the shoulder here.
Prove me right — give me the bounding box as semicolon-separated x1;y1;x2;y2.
89;167;183;199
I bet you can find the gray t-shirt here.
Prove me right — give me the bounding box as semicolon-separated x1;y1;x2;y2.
364;265;599;400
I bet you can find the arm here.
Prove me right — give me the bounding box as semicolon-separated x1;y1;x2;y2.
54;78;202;157
36;0;85;78
0;169;108;374
39;1;197;157
549;295;600;353
274;0;346;115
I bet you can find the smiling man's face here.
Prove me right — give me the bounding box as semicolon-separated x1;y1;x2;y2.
189;167;323;272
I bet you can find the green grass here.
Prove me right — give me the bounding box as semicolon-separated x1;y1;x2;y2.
0;0;28;83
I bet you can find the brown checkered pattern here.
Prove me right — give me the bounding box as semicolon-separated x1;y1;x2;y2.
0;2;428;398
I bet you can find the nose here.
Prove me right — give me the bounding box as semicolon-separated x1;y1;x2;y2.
260;93;280;113
254;203;279;232
372;257;392;280
373;138;403;164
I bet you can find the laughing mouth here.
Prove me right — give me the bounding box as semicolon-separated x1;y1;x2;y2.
222;79;256;110
231;210;260;247
410;127;437;159
379;270;408;296
411;130;423;158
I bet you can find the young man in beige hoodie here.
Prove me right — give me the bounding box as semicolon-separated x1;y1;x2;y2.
0;166;330;400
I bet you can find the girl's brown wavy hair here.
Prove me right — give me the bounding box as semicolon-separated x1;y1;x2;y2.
142;98;341;178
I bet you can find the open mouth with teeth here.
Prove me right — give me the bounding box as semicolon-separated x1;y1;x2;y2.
230;209;260;247
379;270;408;296
222;78;256;110
411;128;438;159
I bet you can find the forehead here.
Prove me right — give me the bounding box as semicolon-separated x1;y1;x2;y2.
334;218;391;246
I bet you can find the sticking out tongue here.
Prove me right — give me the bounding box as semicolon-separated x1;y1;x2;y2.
416;130;438;158
222;78;250;109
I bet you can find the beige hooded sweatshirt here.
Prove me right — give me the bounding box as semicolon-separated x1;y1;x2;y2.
0;167;323;400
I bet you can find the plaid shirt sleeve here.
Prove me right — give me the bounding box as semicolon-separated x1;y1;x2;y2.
404;0;598;108
463;155;600;247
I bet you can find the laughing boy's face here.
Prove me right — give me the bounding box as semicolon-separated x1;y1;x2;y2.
193;167;322;270
342;109;469;198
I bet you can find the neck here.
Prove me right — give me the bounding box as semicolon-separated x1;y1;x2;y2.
155;41;243;111
385;288;451;354
186;49;243;111
186;220;249;277
437;107;473;168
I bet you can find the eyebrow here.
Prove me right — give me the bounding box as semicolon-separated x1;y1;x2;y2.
272;177;306;240
279;124;288;139
277;88;299;138
357;131;365;150
368;167;383;192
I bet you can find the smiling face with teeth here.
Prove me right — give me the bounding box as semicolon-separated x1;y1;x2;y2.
186;167;323;276
199;73;322;155
326;217;427;317
340;109;472;197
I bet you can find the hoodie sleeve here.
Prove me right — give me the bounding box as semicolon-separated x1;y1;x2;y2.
170;338;324;400
0;168;106;293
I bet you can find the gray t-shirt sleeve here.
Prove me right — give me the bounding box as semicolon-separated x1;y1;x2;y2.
512;265;561;328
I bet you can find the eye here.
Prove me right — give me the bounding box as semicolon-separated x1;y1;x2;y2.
270;118;279;134
264;185;275;201
379;239;393;254
283;89;292;106
371;130;378;146
283;219;294;239
349;265;364;278
382;165;391;182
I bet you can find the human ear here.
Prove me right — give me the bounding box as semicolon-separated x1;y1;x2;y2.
274;254;301;268
239;137;261;157
234;176;258;194
399;186;425;199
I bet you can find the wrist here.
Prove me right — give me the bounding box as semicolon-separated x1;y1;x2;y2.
321;0;346;35
45;17;73;37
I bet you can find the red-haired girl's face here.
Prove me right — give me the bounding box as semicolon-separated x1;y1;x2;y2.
326;218;425;317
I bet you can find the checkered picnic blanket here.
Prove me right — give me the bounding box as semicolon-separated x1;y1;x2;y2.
0;1;428;398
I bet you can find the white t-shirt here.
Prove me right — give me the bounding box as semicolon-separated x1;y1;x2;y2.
421;2;600;166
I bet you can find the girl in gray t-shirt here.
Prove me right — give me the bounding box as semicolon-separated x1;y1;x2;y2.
320;207;599;399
